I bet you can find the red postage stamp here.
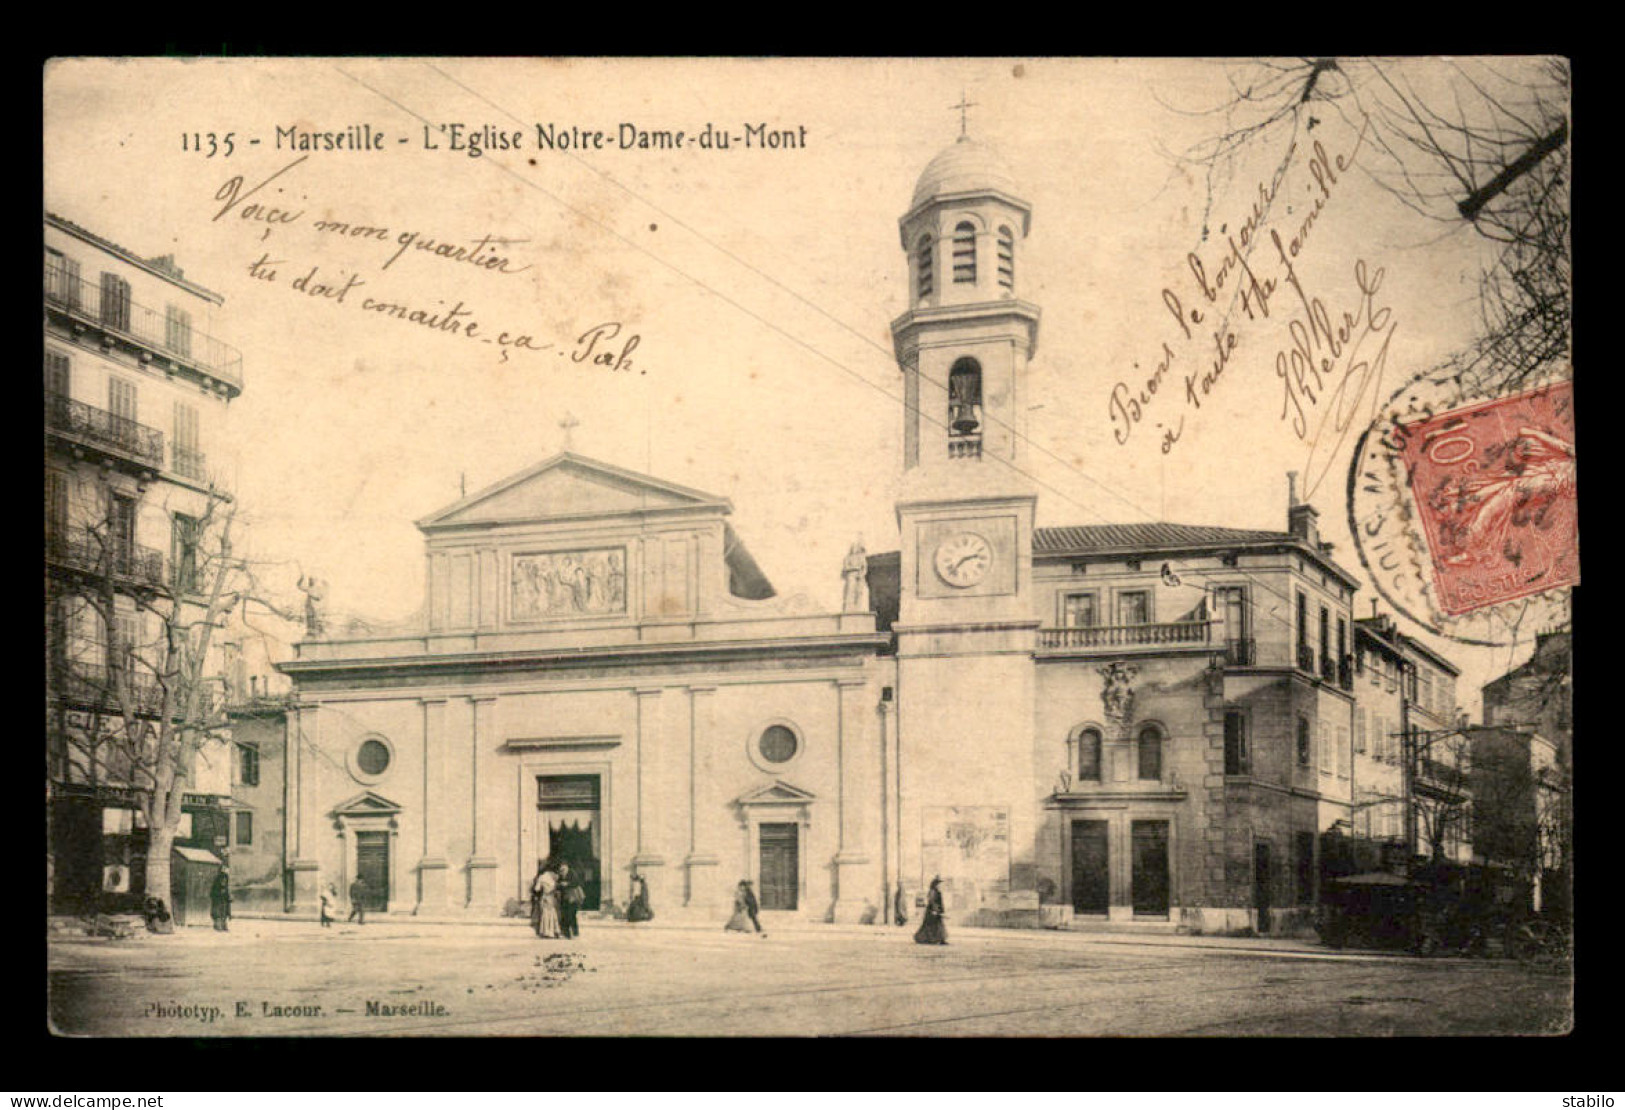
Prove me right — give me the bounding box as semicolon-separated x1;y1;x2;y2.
1400;381;1578;616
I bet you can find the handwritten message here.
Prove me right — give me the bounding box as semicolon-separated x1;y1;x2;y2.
212;157;643;370
1108;116;1395;497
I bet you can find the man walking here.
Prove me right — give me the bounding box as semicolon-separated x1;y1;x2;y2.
348;876;369;925
209;868;232;932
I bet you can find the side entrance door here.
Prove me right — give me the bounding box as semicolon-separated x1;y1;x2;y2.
758;823;799;911
355;831;389;911
1131;820;1171;916
1070;820;1109;915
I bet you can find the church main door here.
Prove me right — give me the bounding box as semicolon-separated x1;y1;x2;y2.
538;774;602;911
758;823;798;911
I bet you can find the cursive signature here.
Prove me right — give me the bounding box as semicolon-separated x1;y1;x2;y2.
1274;256;1397;501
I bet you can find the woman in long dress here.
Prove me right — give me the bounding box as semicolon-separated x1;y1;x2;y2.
914;876;948;945
627;872;654;922
724;881;756;933
531;862;562;939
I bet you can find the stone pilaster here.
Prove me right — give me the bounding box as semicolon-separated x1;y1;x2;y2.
416;698;448;912
831;678;877;923
287;702;319;910
682;686;722;917
632;688;667;910
466;696;500;913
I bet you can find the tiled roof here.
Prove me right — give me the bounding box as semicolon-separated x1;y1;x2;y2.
1033;523;1295;555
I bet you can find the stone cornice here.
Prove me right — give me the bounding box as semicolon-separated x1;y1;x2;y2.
280;631;892;681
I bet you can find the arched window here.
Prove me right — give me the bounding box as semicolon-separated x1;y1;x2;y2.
916;236;933;299
1137;724;1163;781
948;357;982;437
952;221;976;284
1076;727;1103;782
997;226;1015;291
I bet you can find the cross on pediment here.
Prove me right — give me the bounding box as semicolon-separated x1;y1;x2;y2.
558;412;580;452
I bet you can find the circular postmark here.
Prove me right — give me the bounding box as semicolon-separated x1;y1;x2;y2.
1346;366;1576;647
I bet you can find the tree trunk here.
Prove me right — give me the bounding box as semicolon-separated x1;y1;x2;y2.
145;823;176;929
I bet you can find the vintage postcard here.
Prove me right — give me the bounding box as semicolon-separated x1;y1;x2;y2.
44;57;1573;1038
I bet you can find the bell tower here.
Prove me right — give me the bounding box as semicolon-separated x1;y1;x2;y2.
892;131;1041;631
893;136;1040;477
890;127;1043;922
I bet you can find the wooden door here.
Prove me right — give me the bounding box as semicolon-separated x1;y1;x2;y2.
355;831;389;911
1131;820;1170;916
1070;820;1109;915
758;823;798;911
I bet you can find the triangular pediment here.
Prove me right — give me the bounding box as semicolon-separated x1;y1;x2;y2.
736;780;817;806
417;452;731;530
330;790;402;817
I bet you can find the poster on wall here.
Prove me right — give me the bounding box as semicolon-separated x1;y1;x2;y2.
921;805;1011;911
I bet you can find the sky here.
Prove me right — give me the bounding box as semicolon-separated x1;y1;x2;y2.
42;57;1567;712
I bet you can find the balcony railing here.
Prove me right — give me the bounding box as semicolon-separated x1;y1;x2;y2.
1339;655;1355;691
1296;642;1316;673
1320;654;1338;683
45;392;165;470
1222;638;1256;666
46;527;166;589
947;435;983;460
51;661;167;716
44;261;244;391
1039;620;1211;650
172;444;207;481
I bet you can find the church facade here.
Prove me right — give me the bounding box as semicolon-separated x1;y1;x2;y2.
277;136;1374;933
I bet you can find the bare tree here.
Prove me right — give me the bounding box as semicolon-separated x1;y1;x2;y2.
48;479;291;922
1173;56;1570;400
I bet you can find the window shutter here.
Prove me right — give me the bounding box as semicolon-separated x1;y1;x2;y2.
45;349;70;396
100;272;131;331
165;305;193;357
952;222;976;284
996;226;1014;290
109;377;138;423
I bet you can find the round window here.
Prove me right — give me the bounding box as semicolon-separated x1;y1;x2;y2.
357;738;391;776
758;725;798;764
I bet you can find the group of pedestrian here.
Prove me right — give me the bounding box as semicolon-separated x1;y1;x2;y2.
287;866;950;946
314;877;370;927
529;859;586;939
725;879;766;936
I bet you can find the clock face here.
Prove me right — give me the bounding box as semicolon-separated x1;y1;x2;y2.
934;531;993;588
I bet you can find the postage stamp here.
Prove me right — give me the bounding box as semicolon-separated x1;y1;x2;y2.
1348;373;1576;645
1399;381;1578;615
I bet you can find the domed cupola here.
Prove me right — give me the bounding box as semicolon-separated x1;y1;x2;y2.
911;136;1023;209
891;127;1040;475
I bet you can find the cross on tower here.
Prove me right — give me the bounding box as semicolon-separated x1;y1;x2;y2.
559;412;580;451
950;90;977;138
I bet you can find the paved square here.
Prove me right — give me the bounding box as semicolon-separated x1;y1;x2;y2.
48;918;1572;1037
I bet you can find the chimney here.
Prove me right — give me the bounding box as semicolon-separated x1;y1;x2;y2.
1287;473;1319;548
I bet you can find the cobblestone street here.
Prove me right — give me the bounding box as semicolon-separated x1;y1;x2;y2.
47;917;1572;1037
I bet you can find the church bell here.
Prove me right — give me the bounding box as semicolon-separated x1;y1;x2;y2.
950;402;980;435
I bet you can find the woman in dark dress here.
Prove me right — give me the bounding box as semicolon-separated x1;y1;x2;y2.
913;876;948;945
627;872;654;922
